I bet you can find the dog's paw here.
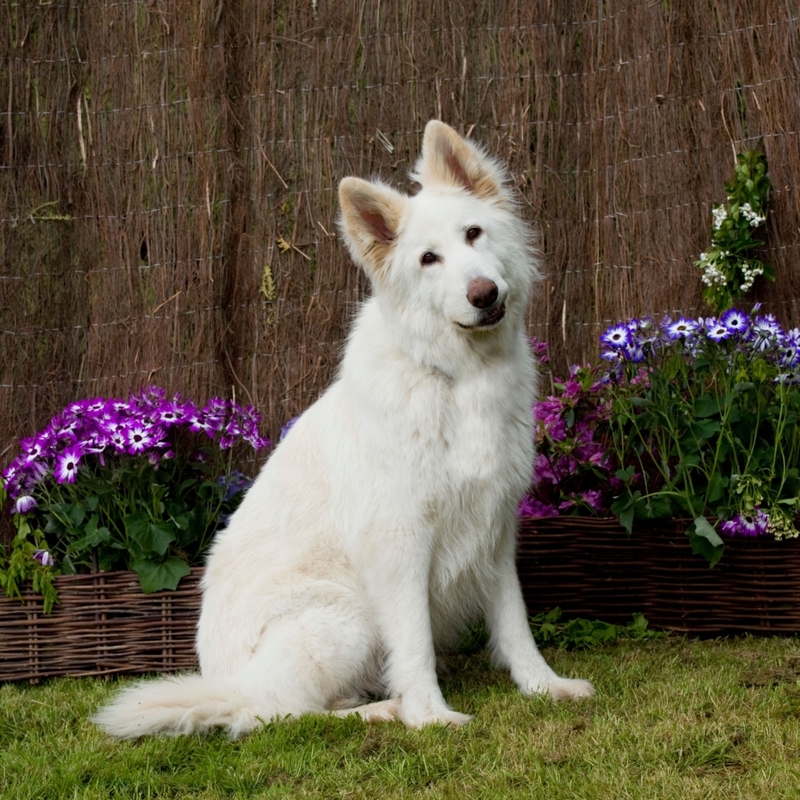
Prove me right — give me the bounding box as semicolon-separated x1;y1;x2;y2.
545;677;595;701
330;698;402;723
400;707;473;729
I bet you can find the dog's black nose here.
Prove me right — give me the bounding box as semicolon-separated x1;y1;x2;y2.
467;278;498;309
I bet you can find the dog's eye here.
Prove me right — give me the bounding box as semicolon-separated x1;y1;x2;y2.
466;226;482;243
420;252;438;266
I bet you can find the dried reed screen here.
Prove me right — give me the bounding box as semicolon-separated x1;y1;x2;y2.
2;1;800;454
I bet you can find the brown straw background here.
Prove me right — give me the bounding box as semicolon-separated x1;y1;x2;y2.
2;0;800;460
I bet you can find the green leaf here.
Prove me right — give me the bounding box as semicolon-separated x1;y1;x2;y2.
693;395;719;418
124;512;175;556
131;556;192;593
69;523;112;553
45;502;85;534
615;465;636;484
691;419;720;441
619;505;635;535
686;516;724;567
706;473;729;504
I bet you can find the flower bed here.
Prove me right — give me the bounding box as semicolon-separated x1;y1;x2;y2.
0;387;270;611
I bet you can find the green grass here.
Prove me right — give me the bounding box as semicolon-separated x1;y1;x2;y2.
2;636;800;799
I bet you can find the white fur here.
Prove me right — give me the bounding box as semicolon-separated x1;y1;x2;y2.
93;121;594;739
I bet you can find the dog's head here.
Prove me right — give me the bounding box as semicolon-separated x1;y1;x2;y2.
338;121;539;370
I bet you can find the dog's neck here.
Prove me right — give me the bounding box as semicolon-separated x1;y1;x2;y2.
346;297;526;385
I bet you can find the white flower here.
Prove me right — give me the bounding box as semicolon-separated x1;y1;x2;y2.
701;264;727;287
712;206;728;230
740;202;765;227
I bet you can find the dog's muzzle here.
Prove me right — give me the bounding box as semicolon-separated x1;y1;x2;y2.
456;302;507;330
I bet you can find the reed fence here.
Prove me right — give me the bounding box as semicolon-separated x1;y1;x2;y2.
2;0;799;475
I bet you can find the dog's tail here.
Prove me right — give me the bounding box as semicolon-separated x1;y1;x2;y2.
92;673;267;739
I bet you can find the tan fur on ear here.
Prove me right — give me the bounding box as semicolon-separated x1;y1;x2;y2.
414;121;509;204
338;177;406;280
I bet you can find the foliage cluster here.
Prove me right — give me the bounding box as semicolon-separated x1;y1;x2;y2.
0;388;269;608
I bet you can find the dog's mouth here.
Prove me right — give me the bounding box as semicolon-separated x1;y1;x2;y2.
457;303;506;330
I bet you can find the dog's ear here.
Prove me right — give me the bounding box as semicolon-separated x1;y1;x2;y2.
338;177;406;280
414;121;509;204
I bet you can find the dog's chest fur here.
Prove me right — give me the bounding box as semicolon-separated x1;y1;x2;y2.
336;303;536;615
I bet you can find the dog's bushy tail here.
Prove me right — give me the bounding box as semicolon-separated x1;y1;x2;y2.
92;674;265;739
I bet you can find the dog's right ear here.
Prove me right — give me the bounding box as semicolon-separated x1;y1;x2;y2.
338;177;406;281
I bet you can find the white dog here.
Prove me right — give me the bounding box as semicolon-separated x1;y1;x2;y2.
94;121;594;738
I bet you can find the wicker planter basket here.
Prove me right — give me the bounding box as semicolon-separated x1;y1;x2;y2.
3;518;800;684
0;568;202;683
645;524;800;634
518;516;800;635
517;516;646;624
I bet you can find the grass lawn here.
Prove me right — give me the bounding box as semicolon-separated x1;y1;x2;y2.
2;634;800;799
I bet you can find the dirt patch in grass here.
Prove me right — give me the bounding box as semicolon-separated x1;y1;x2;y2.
741;655;800;688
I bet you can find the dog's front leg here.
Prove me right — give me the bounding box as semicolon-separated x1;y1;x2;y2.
483;527;595;701
358;529;473;728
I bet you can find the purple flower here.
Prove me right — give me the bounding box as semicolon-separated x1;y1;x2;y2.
705;319;730;342
747;314;784;352
125;423;159;454
66;400;89;417
53;415;81;443
109;428;128;453
600;349;623;363
85;398;106;414
720;308;749;336
601;324;631;349
55;445;82;484
623;341;645;363
19;436;45;465
155;401;192;426
580;490;604;512
720;509;769;537
14;495;38;514
780;328;800;369
530;338;549;364
218;470;254;501
518;495;559;518
664;317;699;341
33;549;55;567
189;408;222;437
532;454;558;485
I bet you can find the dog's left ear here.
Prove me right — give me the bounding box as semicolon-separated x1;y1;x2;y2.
338;177;407;282
414;121;510;205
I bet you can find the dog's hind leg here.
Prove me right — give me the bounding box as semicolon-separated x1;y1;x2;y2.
234;592;381;730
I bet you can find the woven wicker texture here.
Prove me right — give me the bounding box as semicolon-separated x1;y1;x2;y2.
518;517;800;635
517;516;647;624
3;521;800;683
0;569;202;683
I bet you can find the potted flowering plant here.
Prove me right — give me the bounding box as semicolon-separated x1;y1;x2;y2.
0;387;270;611
601;308;800;566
